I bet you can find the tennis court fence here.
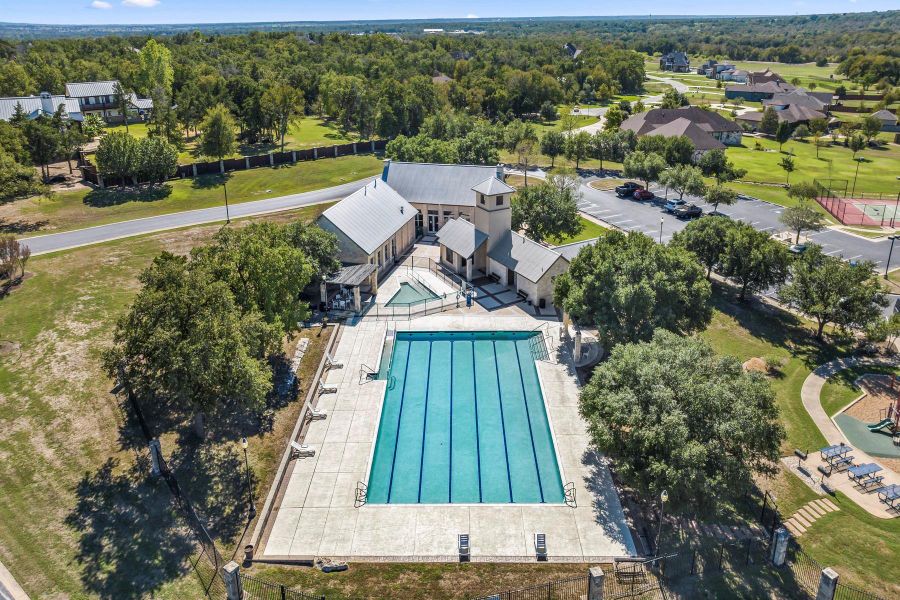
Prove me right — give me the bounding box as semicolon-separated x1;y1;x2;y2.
815;179;900;227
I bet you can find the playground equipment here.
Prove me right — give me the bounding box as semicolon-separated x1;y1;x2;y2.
867;377;900;443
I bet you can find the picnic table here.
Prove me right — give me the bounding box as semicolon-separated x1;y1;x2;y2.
876;484;900;508
820;443;852;462
847;463;882;481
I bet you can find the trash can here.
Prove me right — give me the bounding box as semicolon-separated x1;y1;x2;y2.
466;292;472;308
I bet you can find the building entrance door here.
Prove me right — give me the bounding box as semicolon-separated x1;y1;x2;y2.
428;213;439;232
507;268;516;287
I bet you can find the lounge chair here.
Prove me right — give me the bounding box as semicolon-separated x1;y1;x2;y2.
458;534;470;562
290;441;316;458
534;533;547;561
318;381;337;395
308;407;327;421
325;352;344;370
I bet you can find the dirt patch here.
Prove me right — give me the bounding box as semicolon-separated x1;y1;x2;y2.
845;374;898;422
0;340;21;356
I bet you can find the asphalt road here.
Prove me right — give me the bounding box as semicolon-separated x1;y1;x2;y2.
19;178;371;255
578;178;900;272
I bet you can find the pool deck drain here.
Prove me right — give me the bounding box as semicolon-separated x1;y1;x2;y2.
261;314;636;561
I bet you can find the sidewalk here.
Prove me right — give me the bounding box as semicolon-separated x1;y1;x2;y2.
0;559;29;600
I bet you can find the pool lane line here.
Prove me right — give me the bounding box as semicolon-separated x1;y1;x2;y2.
513;341;546;503
416;342;434;503
386;340;415;504
471;341;483;503
448;341;453;503
491;340;515;503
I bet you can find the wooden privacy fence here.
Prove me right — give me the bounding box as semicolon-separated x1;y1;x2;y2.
80;139;388;188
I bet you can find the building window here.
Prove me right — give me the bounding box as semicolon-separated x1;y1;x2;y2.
459;212;470;222
445;247;453;262
443;210;452;224
496;196;504;206
479;194;485;205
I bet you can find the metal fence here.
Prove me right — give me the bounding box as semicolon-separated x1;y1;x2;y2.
814;178;900;227
471;575;589;600
241;574;325;600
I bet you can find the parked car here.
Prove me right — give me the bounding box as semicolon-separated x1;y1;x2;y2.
633;189;655;201
674;204;703;219
788;243;808;254
664;199;686;213
615;182;643;197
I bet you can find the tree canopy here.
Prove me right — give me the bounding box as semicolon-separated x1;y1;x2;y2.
553;230;712;347
579;329;783;513
511;173;583;244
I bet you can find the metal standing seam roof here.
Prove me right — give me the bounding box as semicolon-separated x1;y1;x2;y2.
0;96;82;121
488;231;567;283
65;81;121;97
435;218;489;258
326;263;377;286
318;179;415;255
472;177;516;196
381;161;503;208
553;237;603;261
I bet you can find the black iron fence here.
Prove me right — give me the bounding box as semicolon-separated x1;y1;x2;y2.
241;574;325;600
471;575;589;600
79;139;388;188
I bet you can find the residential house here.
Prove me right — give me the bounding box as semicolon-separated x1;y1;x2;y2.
64;80;153;122
724;81;797;102
0;92;82;122
659;51;690;73
381;160;504;234
736;89;834;130
316;178;417;279
619;106;742;159
696;59;717;75
708;63;736;79
719;69;749;83
748;69;786;85
563;43;582;60
870;109;899;132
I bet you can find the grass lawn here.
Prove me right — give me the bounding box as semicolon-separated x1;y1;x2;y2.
532;105;596;135
699;285;899;596
4;155;381;236
726;135;900;202
0;204;333;599
820;365;899;417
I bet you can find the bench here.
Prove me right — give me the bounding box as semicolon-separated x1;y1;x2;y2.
488;273;500;284
516;290;529;302
859;475;885;490
831;455;855;471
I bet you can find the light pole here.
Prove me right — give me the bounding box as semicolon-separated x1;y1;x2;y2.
223;180;231;224
655;490;669;556
885;235;899;279
658;218;664;244
241;437;256;521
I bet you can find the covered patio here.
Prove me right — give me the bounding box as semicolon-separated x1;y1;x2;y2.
320;263;378;313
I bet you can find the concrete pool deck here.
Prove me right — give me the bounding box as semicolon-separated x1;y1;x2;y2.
260;313;636;561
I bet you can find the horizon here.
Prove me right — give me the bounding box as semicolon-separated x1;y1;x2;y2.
1;2;897;27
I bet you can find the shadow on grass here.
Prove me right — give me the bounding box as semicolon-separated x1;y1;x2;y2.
65;456;195;600
191;172;232;191
710;282;851;371
82;184;173;208
0;218;48;234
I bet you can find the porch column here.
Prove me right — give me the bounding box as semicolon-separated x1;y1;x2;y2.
466;259;473;282
370;271;379;295
353;286;361;313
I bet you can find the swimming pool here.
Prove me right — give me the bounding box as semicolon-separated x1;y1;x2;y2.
385;280;440;306
366;331;565;504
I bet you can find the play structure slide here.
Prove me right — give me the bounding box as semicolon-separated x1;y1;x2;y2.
867;418;894;432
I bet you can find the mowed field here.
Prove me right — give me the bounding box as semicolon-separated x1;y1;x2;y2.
0;205;337;599
2;155;382;236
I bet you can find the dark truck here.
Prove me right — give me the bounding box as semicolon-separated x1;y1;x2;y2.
615;182;642;198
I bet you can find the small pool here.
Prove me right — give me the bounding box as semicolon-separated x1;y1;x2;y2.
366;331;565;504
385;280;440;306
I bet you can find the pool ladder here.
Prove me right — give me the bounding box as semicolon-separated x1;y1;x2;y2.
355;481;368;508
564;482;577;508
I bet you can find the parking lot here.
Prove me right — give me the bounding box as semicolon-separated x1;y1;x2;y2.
578;178;900;272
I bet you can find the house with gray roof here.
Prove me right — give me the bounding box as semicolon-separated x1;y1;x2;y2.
0;92;82;122
659;51;690;73
64;80;153;121
316;178;416;280
871;109;898;132
619;106;742;159
381;160;504;234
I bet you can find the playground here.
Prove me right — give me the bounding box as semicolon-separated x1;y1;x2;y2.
834;374;900;473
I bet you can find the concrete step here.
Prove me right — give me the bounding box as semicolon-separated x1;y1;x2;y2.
792;511;813;529
818;498;839;512
784;519;806;536
804;502;826;518
796;508;817;523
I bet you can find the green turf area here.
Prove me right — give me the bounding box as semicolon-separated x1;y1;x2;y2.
9;155;381;236
0;205;332;599
700;286;899;596
551;217;609;245
533;105;597;134
820;365;900;417
727;135;900;195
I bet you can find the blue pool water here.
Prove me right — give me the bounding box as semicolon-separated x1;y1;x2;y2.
386;281;440;306
367;331;565;504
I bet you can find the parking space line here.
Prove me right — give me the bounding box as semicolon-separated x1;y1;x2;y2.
824;249;842;256
848;255;862;260
760;227;774;232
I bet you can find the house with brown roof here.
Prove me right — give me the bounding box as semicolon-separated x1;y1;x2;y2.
619;106;742;159
748;69;786;85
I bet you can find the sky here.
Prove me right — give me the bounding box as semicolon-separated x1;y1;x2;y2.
1;0;896;25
